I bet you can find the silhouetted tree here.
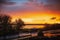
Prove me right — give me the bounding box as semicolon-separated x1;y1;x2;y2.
0;14;12;40
15;19;25;33
14;19;25;38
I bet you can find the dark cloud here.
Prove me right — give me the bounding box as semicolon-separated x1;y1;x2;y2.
28;0;33;2
0;0;15;5
46;0;60;3
51;17;56;20
28;0;37;2
28;0;60;11
0;0;15;14
0;0;6;3
44;0;60;11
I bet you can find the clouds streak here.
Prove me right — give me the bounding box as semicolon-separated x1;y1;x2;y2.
27;0;60;11
1;0;60;15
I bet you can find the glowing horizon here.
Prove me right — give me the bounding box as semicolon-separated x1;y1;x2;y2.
0;0;60;28
11;12;60;24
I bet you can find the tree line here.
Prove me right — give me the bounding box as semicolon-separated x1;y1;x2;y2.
0;14;25;36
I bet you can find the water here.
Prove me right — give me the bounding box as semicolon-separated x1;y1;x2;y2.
0;33;37;40
0;25;60;40
23;25;45;29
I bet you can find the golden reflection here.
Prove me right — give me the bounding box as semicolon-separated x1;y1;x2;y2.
23;25;45;29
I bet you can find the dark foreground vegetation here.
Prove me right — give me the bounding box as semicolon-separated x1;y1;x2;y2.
18;36;60;40
0;14;25;40
0;14;60;40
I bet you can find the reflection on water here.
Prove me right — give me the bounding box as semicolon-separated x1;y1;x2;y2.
0;25;60;40
43;29;60;37
23;25;45;29
19;33;37;37
23;25;60;37
0;33;37;40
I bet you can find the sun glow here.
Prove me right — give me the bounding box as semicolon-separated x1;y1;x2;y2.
9;11;60;29
11;15;60;24
9;11;60;24
22;18;33;23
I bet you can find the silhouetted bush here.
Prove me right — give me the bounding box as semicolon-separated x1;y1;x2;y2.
44;23;60;30
15;19;25;33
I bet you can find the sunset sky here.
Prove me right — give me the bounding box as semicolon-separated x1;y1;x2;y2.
1;0;60;24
